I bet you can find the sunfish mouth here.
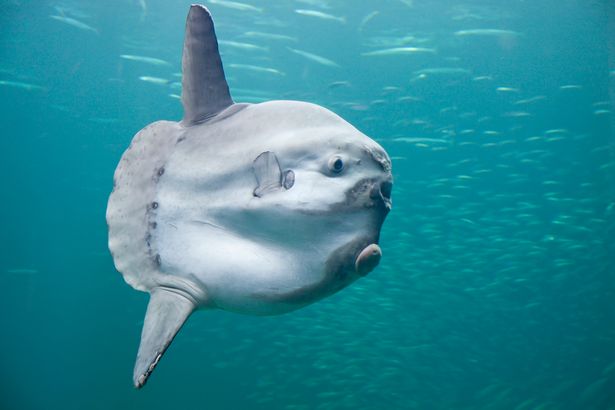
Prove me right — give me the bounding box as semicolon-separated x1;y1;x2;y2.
355;243;382;276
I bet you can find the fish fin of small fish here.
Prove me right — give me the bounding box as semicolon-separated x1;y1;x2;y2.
181;4;234;126
133;288;195;389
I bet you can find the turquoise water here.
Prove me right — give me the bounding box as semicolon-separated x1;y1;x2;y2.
2;0;614;409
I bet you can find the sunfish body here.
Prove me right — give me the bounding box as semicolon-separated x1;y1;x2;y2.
106;4;393;388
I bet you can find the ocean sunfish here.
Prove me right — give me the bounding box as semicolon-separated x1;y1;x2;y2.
106;4;393;388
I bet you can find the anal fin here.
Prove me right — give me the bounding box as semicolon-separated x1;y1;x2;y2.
133;288;195;388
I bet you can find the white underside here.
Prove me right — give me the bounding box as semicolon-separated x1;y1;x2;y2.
157;221;346;314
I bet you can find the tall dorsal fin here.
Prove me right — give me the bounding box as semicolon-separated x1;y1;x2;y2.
181;4;233;126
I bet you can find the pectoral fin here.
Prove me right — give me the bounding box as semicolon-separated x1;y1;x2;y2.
133;288;195;388
253;151;281;197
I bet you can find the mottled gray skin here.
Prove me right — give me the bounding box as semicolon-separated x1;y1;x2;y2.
106;4;393;389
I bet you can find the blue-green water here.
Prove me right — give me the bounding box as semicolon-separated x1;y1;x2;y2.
1;0;614;409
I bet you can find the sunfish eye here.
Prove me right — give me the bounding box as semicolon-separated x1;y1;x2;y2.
328;156;344;174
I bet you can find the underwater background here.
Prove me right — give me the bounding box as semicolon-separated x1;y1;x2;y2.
1;0;614;409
